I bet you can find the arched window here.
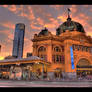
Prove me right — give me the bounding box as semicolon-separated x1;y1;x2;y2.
54;46;61;52
38;46;46;52
53;46;65;63
77;58;90;67
38;46;47;61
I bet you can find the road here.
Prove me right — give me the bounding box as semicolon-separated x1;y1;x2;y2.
0;80;92;87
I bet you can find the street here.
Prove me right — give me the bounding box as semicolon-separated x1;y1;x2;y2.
0;80;92;87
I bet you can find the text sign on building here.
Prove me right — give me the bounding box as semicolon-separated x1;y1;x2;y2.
70;46;75;69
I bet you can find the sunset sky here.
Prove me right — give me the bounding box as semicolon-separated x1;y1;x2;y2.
0;5;92;58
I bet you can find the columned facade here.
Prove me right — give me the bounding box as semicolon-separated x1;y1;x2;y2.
31;15;92;79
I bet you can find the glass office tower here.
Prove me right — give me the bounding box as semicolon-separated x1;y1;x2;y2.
12;23;25;58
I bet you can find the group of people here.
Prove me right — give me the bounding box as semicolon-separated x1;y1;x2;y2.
78;72;92;80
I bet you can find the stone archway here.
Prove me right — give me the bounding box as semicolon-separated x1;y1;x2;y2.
76;58;92;77
77;58;90;67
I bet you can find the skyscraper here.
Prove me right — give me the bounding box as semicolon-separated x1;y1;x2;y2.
12;23;25;58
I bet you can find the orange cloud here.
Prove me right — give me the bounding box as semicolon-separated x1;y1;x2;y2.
44;17;59;29
17;6;35;21
50;5;64;10
70;5;78;14
0;52;11;58
1;5;8;8
25;6;35;20
2;5;18;14
30;24;42;30
8;33;14;41
36;17;44;26
23;37;32;58
79;13;89;20
57;16;66;22
86;32;92;37
1;5;25;18
0;30;10;35
0;21;15;29
0;43;12;58
8;5;17;13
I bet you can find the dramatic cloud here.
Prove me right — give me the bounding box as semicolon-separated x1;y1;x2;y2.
50;5;64;10
0;5;92;58
0;21;15;29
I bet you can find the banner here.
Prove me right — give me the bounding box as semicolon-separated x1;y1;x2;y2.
70;46;75;69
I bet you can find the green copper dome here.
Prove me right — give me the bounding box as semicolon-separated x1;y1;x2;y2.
56;17;85;35
38;27;51;36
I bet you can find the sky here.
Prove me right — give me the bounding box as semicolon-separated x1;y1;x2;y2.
0;5;92;58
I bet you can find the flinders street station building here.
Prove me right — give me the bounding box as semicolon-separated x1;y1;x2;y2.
31;15;92;79
0;13;92;80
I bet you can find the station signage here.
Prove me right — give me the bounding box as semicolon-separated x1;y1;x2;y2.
70;46;75;69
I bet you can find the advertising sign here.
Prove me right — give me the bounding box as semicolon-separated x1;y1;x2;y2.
70;46;75;69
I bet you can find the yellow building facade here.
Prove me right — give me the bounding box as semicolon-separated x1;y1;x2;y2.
32;16;92;78
0;14;92;80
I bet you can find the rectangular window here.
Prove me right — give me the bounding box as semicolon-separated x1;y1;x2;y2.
56;55;59;62
86;47;88;52
60;56;62;63
62;55;65;64
52;55;55;63
72;44;75;50
62;46;64;52
90;47;92;53
45;55;47;61
77;45;80;51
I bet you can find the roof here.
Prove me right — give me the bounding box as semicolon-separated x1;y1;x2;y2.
38;27;52;36
56;17;85;35
0;56;51;65
0;56;43;63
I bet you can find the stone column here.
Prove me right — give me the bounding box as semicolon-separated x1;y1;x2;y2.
64;40;77;79
47;42;53;63
32;44;38;56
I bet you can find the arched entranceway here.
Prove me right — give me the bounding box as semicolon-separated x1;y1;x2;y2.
54;68;62;79
76;58;92;78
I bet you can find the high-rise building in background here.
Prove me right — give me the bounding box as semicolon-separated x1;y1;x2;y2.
12;23;25;58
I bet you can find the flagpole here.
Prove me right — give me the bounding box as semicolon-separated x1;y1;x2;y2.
68;8;71;18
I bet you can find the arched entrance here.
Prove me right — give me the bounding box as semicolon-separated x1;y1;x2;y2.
76;58;92;78
54;68;62;79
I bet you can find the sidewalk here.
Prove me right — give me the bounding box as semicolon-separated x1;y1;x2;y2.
1;78;92;82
